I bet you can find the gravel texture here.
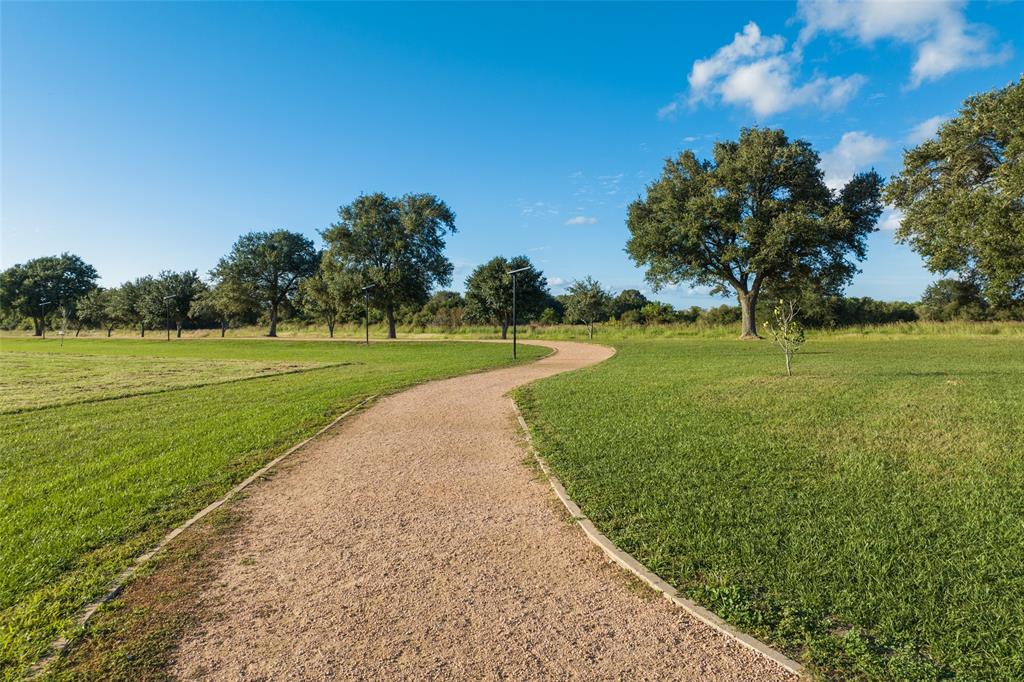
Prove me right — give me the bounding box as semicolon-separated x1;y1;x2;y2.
172;341;794;681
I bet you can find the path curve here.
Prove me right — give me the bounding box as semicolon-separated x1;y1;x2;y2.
173;341;793;681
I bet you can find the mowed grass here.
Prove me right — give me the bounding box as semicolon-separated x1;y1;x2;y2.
516;334;1024;680
0;352;333;413
0;337;546;679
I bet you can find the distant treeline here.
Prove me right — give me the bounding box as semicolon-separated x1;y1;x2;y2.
0;248;1006;338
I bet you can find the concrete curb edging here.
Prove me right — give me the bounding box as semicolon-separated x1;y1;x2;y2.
510;399;805;678
30;394;379;677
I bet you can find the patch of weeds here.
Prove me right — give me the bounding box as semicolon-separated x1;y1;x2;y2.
806;627;948;681
619;572;660;602
519;453;545;479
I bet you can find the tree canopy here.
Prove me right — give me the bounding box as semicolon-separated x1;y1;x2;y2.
612;289;649;320
75;288;116;336
626;127;883;338
144;270;207;337
916;278;989;322
563;277;612;340
886;77;1024;315
107;277;155;336
322;193;456;338
464;256;549;338
298;258;362;338
408;291;465;331
190;278;258;337
0;253;98;336
212;230;318;337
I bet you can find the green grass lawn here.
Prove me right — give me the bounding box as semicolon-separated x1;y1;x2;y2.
0;337;545;679
516;333;1024;680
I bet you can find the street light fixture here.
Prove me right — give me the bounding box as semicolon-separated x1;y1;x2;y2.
39;300;51;339
506;267;529;360
163;295;175;341
361;284;376;345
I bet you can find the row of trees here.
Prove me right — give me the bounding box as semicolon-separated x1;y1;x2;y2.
0;194;454;339
0;226;617;338
0;247;973;339
0;261;223;338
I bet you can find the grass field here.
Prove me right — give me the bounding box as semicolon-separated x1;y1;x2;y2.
0;337;546;679
516;333;1024;680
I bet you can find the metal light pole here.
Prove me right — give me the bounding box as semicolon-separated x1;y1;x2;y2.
39;300;51;339
507;267;529;360
362;284;376;345
163;294;175;341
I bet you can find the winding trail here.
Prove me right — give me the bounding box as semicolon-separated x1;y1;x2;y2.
173;341;793;680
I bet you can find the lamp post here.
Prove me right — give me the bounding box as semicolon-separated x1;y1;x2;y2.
39;299;51;339
506;267;529;360
361;284;376;345
163;294;175;341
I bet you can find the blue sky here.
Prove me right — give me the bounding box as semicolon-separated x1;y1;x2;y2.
2;1;1021;307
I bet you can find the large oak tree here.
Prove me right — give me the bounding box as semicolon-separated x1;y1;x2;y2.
0;253;98;335
464;256;549;339
323;193;456;338
627;127;883;338
885;77;1024;315
212;230;318;337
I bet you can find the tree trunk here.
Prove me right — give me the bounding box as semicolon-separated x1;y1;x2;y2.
220;319;227;338
176;322;183;338
268;304;278;337
500;321;508;340
385;305;396;339
328;319;335;338
587;322;594;340
107;326;113;337
33;317;43;336
140;323;145;337
75;326;82;337
738;292;760;339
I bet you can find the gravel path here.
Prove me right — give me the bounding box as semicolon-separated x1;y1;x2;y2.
173;341;794;681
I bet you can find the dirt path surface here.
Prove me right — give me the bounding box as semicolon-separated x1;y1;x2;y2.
173;341;794;681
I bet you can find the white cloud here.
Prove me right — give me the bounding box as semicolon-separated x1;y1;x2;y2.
689;22;786;95
686;21;865;116
565;216;597;226
717;56;794;115
879;207;903;231
548;276;565;287
820;131;888;190
518;200;560;217
906;115;948;145
656;101;679;120
796;0;1011;87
